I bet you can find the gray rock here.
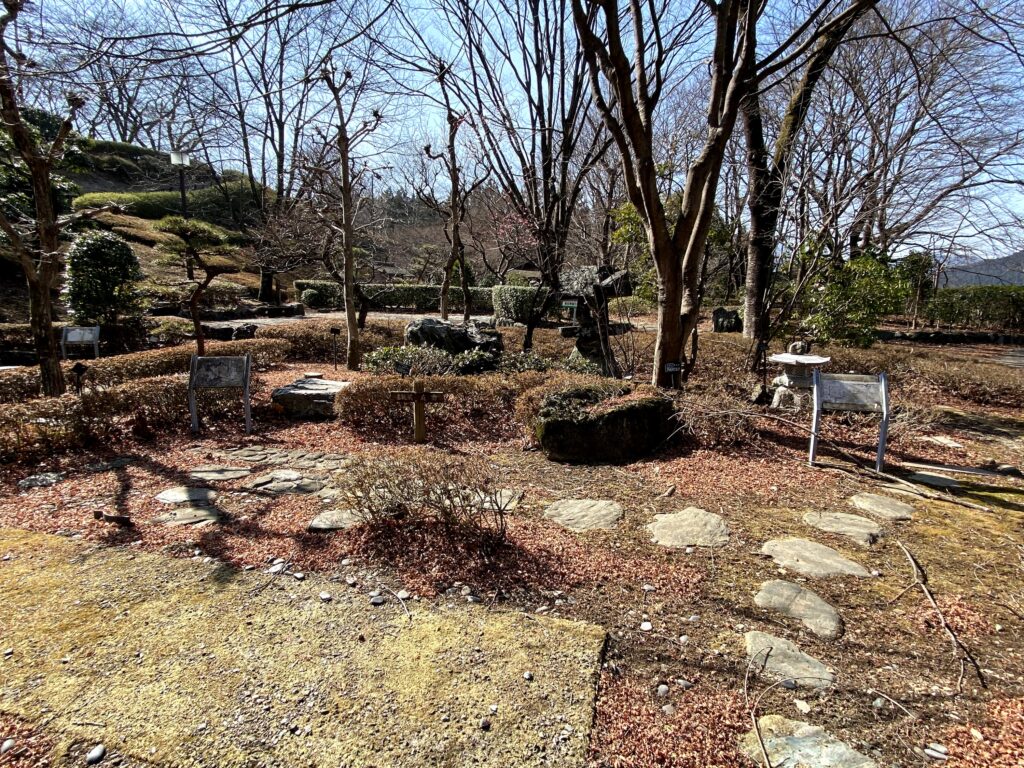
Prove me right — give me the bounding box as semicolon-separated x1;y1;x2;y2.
908;471;960;489
740;716;877;767
85;457;132;472
1;739;14;755
155;486;216;505
396;590;411;600
319;591;332;602
661;704;676;716
271;377;350;419
369;595;386;606
405;317;503;356
246;470;324;495
86;743;106;764
154;506;222;527
744;631;835;689
308;509;362;532
848;492;914;521
803;511;884;547
18;472;64;489
754;580;844;640
761;538;870;578
543;499;623;531
656;683;669;697
189;465;252;482
647;507;729;548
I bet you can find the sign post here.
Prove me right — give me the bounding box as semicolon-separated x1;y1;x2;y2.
61;326;100;359
330;327;341;370
809;369;889;472
188;354;253;434
389;379;445;443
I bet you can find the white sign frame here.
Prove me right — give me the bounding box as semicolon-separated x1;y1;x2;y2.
809;369;889;472
188;354;252;434
60;326;100;359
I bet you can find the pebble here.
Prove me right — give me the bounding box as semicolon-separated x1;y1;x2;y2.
661;704;676;716
794;699;811;714
1;739;14;755
489;704;499;714
396;590;411;601
319;592;332;602
479;718;491;731
345;576;357;587
780;679;797;690
86;744;106;764
678;679;694;690
871;697;886;709
3;648;12;657
369;589;381;598
267;563;286;575
642;584;656;593
656;684;669;697
678;635;689;645
369;596;386;606
924;748;949;761
293;572;305;581
639;621;653;632
927;743;949;756
341;558;353;566
687;614;699;623
523;671;534;681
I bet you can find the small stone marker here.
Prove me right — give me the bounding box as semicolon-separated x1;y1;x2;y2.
761;538;869;578
647;507;729;548
745;631;835;689
848;492;914;521
543;499;623;531
188;354;252;434
803;511;884;547
740;715;877;767
754;580;843;640
272;376;350;419
389;379;445;443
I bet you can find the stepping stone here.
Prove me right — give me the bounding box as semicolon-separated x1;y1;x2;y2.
739;715;877;767
18;472;64;489
647;507;729;548
271;377;350;419
478;489;523;512
308;509;362;532
761;538;869;578
543;499;623;531
754;580;843;640
245;470;325;495
155;506;222;526
803;511;883;547
848;492;914;521
908;471;960;489
155;487;217;505
744;631;835;689
189;465;252;482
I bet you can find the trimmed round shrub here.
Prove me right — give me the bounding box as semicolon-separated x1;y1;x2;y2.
66;230;143;324
492;285;549;324
301;288;327;309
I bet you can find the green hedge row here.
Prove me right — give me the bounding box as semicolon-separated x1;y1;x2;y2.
72;184;261;228
925;286;1024;331
294;281;495;314
492;285;549;324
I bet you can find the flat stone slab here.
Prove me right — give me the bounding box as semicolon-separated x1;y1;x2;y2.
740;716;877;767
189;465;252;482
271;377;350;419
0;528;606;768
803;511;884;547
543;499;623;531
245;470;326;495
908;471;961;489
754;580;843;640
647;507;729;548
154;506;222;526
18;472;64;489
308;509;362;531
220;445;350;473
745;631;835;689
761;538;870;578
848;492;914;521
155;486;217;505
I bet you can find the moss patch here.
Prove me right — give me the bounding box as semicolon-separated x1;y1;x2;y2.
0;528;605;767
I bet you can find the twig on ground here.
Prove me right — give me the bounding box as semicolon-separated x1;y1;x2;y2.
893;539;986;693
380;584;412;621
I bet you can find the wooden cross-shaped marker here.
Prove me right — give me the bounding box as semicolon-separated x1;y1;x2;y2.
389;379;445;443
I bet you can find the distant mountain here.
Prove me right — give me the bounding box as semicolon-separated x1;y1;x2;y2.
943;251;1024;287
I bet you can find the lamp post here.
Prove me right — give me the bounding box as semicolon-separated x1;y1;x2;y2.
169;150;192;278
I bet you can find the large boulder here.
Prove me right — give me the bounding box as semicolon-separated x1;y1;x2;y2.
533;387;675;464
272;376;350;419
711;307;743;333
404;318;503;356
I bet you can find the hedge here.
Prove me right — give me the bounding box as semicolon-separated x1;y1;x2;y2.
925;285;1024;331
255;320;404;361
0;338;290;403
0;373;262;461
72;184;261;229
293;281;494;314
492;285;549;324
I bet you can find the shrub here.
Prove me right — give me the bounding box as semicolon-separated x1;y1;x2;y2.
337;449;512;548
335;372;547;443
300;288;327;309
363;345;456;376
291;281;495;313
802;256;908;346
451;349;498;375
0;372;262;461
492;285;549;324
0;338;290;403
925;286;1024;331
66;230;143;324
498;351;553;373
255;320;404;361
73;183;262;229
513;373;626;434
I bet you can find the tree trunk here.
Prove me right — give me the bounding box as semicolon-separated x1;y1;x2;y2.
258;269;277;304
438;251;456;321
28;276;65;396
459;246;471;324
651;226;685;388
189;276;212;357
344;246;360;369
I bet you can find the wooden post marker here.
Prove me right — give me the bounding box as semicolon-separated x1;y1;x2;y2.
389;379;445;443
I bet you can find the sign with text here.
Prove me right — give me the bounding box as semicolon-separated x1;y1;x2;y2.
809;370;889;472
61;326;100;359
188;354;252;433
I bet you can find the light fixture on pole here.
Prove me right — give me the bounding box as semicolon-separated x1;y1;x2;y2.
169;150;191;219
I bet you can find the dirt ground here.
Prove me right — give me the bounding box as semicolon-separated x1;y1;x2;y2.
1;332;1023;767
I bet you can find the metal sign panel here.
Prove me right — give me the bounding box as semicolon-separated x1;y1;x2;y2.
191;356;249;389
63;326;100;344
809;370;889;472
